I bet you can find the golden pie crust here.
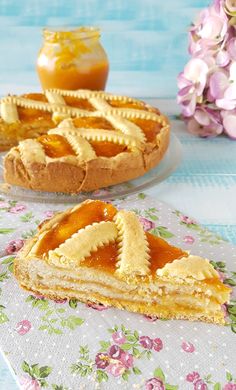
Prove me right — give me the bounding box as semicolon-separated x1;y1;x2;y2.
1;89;170;193
14;200;231;324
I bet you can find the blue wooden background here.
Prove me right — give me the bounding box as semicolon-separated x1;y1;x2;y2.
0;0;209;97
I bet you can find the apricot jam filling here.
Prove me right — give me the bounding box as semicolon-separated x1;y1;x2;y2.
109;100;146;110
36;201;117;256
131;118;162;142
37;134;76;158
90;140;128;157
63;96;95;111
73;116;114;130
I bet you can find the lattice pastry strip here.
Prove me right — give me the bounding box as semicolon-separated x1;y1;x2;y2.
18;139;46;166
47;221;118;268
50;127;142;150
114;210;151;277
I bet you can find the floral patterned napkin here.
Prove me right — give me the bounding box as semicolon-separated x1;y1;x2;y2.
0;192;235;390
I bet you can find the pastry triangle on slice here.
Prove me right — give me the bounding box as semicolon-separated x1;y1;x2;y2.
14;200;231;324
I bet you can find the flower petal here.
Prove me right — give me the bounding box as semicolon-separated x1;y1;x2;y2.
209;71;229;99
223;113;236;138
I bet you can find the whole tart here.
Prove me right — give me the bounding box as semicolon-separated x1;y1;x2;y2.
1;89;170;193
14;199;231;324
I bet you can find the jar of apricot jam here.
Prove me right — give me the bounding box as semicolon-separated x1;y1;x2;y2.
36;27;109;90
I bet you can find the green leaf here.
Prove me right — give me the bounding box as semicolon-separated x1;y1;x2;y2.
213;383;221;390
165;385;179;390
138;193;146;199
121;343;132;350
20;212;34;222
122;369;131;381
0;272;9;282
226;371;233;382
56;308;66;313
121;324;126;333
32;365;41;378
52;385;68;390
96;369;108;383
126;335;137;343
1;256;15;265
39;366;52;378
231;323;236;333
157;227;174;239
146;350;152;360
132;366;141;375
132;347;140;357
224;279;236;286
99;341;110;350
8;263;14;273
0;311;9;324
39;325;49;331
22;361;31;375
25;295;35;302
228;306;236;315
154;367;165;381
134;330;139;340
52;328;63;335
69;299;78;309
0;228;15;234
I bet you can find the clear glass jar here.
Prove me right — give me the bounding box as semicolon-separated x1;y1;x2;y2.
36;27;109;90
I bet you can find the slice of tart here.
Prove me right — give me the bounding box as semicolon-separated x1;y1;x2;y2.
2;90;169;193
14;200;231;324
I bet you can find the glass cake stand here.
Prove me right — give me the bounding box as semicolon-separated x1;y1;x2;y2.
0;133;182;204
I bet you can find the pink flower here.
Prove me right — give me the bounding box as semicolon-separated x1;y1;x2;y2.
112;331;126;345
145;377;165;390
186;106;223;138
194;379;208;390
0;201;9;209
120;351;134;369
9;204;26;214
218;271;226;282
186;372;201;383
221;110;236;139
95;352;110;369
5;239;24;254
106;361;126;377
177;59;209;117
108;345;123;359
19;375;41;390
139;217;155;231
44;210;55;218
16;320;32;335
139;335;153;350
180;215;197;225
182;341;195;353
53;298;67;304
183;235;195;244
153;338;163;352
223;384;236;390
144;315;158;322
86;302;109;311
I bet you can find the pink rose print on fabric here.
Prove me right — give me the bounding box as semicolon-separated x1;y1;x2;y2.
106;361;126;377
53;298;67;304
186;372;201;382
9;204;26;214
108;345;123;359
182;341;195;353
119;351;133;369
145;377;165;390
180;215;197;225
0;201;9;208
5;239;24;254
16;320;32;335
86;302;109;311
183;235;195;244
194;379;208;390
95;353;109;369
112;331;126;344
153;338;163;352
139;336;153;350
139;217;155;231
44;210;55;218
19;375;41;390
143;314;158;322
223;384;236;390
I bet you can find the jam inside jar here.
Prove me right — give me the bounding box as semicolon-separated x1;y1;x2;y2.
36;27;109;91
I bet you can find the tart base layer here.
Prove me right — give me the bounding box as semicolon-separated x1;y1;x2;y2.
4;128;169;193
